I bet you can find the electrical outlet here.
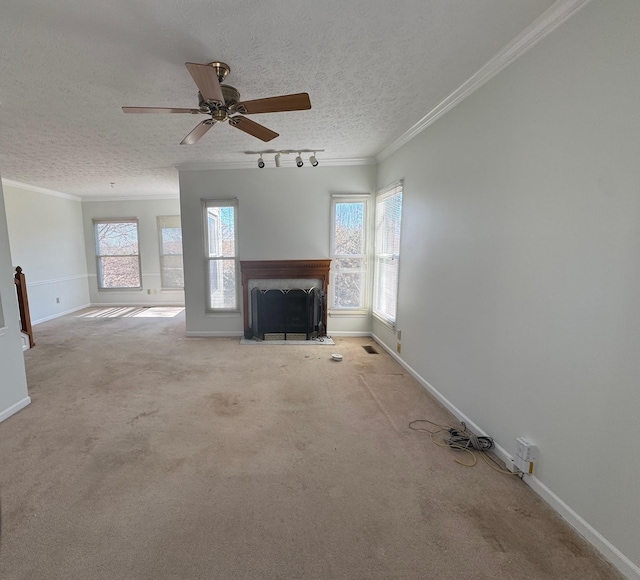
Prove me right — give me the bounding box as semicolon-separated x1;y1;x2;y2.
55;297;60;304
147;289;151;294
505;457;520;474
516;437;538;462
515;437;538;474
396;342;401;354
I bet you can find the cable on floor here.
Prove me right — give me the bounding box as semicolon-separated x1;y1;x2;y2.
409;419;519;475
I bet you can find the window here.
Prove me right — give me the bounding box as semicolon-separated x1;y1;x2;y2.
93;219;141;290
330;195;369;311
373;181;403;325
157;216;184;289
204;200;238;311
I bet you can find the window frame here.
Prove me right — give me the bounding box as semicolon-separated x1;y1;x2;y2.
93;218;142;291
329;194;370;315
157;215;184;290
372;180;403;328
203;199;239;313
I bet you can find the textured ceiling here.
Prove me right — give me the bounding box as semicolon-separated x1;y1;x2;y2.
0;0;555;198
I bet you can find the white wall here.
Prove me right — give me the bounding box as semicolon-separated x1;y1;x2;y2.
179;165;376;336
3;182;90;324
376;0;639;575
0;177;30;422
81;198;184;305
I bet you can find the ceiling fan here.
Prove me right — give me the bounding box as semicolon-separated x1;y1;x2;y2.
122;61;311;144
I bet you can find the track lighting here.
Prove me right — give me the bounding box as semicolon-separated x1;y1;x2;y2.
245;149;323;168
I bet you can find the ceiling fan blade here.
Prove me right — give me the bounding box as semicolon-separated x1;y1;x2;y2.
236;93;311;114
180;120;215;145
122;106;202;114
229;116;279;142
185;62;224;104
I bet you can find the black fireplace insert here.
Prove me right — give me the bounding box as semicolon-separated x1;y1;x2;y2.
249;287;322;340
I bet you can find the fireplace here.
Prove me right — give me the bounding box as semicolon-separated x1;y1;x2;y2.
240;260;331;340
251;288;320;340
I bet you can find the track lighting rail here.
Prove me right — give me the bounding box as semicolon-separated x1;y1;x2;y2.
245;149;324;168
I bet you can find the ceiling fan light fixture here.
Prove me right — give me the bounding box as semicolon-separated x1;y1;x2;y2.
275;153;282;168
296;153;303;168
257;155;265;169
309;153;318;167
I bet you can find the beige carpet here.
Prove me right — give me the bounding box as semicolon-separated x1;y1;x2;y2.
0;309;620;579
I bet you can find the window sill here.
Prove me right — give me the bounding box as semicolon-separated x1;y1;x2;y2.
98;288;143;292
372;312;396;332
328;309;369;318
204;310;241;317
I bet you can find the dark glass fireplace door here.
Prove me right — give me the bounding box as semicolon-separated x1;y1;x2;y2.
250;288;318;339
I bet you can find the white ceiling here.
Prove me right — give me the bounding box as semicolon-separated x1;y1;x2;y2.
0;0;556;199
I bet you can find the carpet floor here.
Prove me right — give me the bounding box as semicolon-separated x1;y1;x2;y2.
0;309;620;579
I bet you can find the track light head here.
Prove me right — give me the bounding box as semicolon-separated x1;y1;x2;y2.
296;153;303;168
257;156;265;169
309;153;318;167
274;153;281;168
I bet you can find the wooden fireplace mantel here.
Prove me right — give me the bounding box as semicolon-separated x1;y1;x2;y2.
240;259;331;338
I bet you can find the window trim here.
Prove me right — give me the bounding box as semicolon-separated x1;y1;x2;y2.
93;218;142;291
157;215;184;290
203;198;239;313
329;194;371;315
372;180;403;328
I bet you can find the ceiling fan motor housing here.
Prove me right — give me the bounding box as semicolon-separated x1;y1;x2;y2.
221;85;240;108
198;85;241;118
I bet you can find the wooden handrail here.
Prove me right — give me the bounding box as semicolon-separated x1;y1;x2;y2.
14;266;35;348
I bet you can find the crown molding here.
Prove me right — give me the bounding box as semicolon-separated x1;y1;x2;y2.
1;178;82;201
376;0;593;162
81;193;179;202
176;157;376;171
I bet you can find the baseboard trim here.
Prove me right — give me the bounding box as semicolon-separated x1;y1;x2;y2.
327;331;372;337
0;396;31;424
32;304;91;325
370;333;640;580
525;475;640;579
371;333;504;450
90;302;185;308
185;331;244;338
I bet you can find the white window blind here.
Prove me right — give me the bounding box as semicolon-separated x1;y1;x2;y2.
93;218;141;290
373;182;403;325
204;200;238;311
157;216;184;289
330;196;369;311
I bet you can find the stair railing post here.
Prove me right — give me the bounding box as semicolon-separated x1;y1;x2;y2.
14;266;35;348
